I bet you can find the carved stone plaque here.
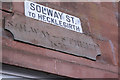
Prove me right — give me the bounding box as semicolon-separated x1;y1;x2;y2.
5;14;101;60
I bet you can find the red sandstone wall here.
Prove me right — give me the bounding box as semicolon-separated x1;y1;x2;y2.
1;1;119;78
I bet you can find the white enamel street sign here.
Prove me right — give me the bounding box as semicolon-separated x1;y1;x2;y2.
24;1;83;33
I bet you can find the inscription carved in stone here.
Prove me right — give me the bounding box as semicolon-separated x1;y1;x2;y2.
5;14;101;60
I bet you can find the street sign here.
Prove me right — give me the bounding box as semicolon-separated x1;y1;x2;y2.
5;14;101;60
24;1;83;33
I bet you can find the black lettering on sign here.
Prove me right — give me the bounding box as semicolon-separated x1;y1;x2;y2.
43;15;46;22
36;5;41;13
25;1;83;33
58;12;63;20
66;15;70;22
51;18;54;24
71;16;74;24
32;13;36;18
54;11;59;19
30;3;35;11
28;11;32;16
54;19;58;25
59;20;62;26
46;17;50;23
47;9;53;17
76;26;80;32
28;11;36;18
72;25;76;30
63;22;67;28
38;14;43;20
68;24;72;29
42;7;46;15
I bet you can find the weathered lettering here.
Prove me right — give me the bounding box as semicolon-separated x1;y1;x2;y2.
5;14;101;60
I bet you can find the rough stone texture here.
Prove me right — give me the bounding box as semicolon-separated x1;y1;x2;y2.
1;2;12;12
2;37;118;78
1;2;119;78
118;2;120;79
